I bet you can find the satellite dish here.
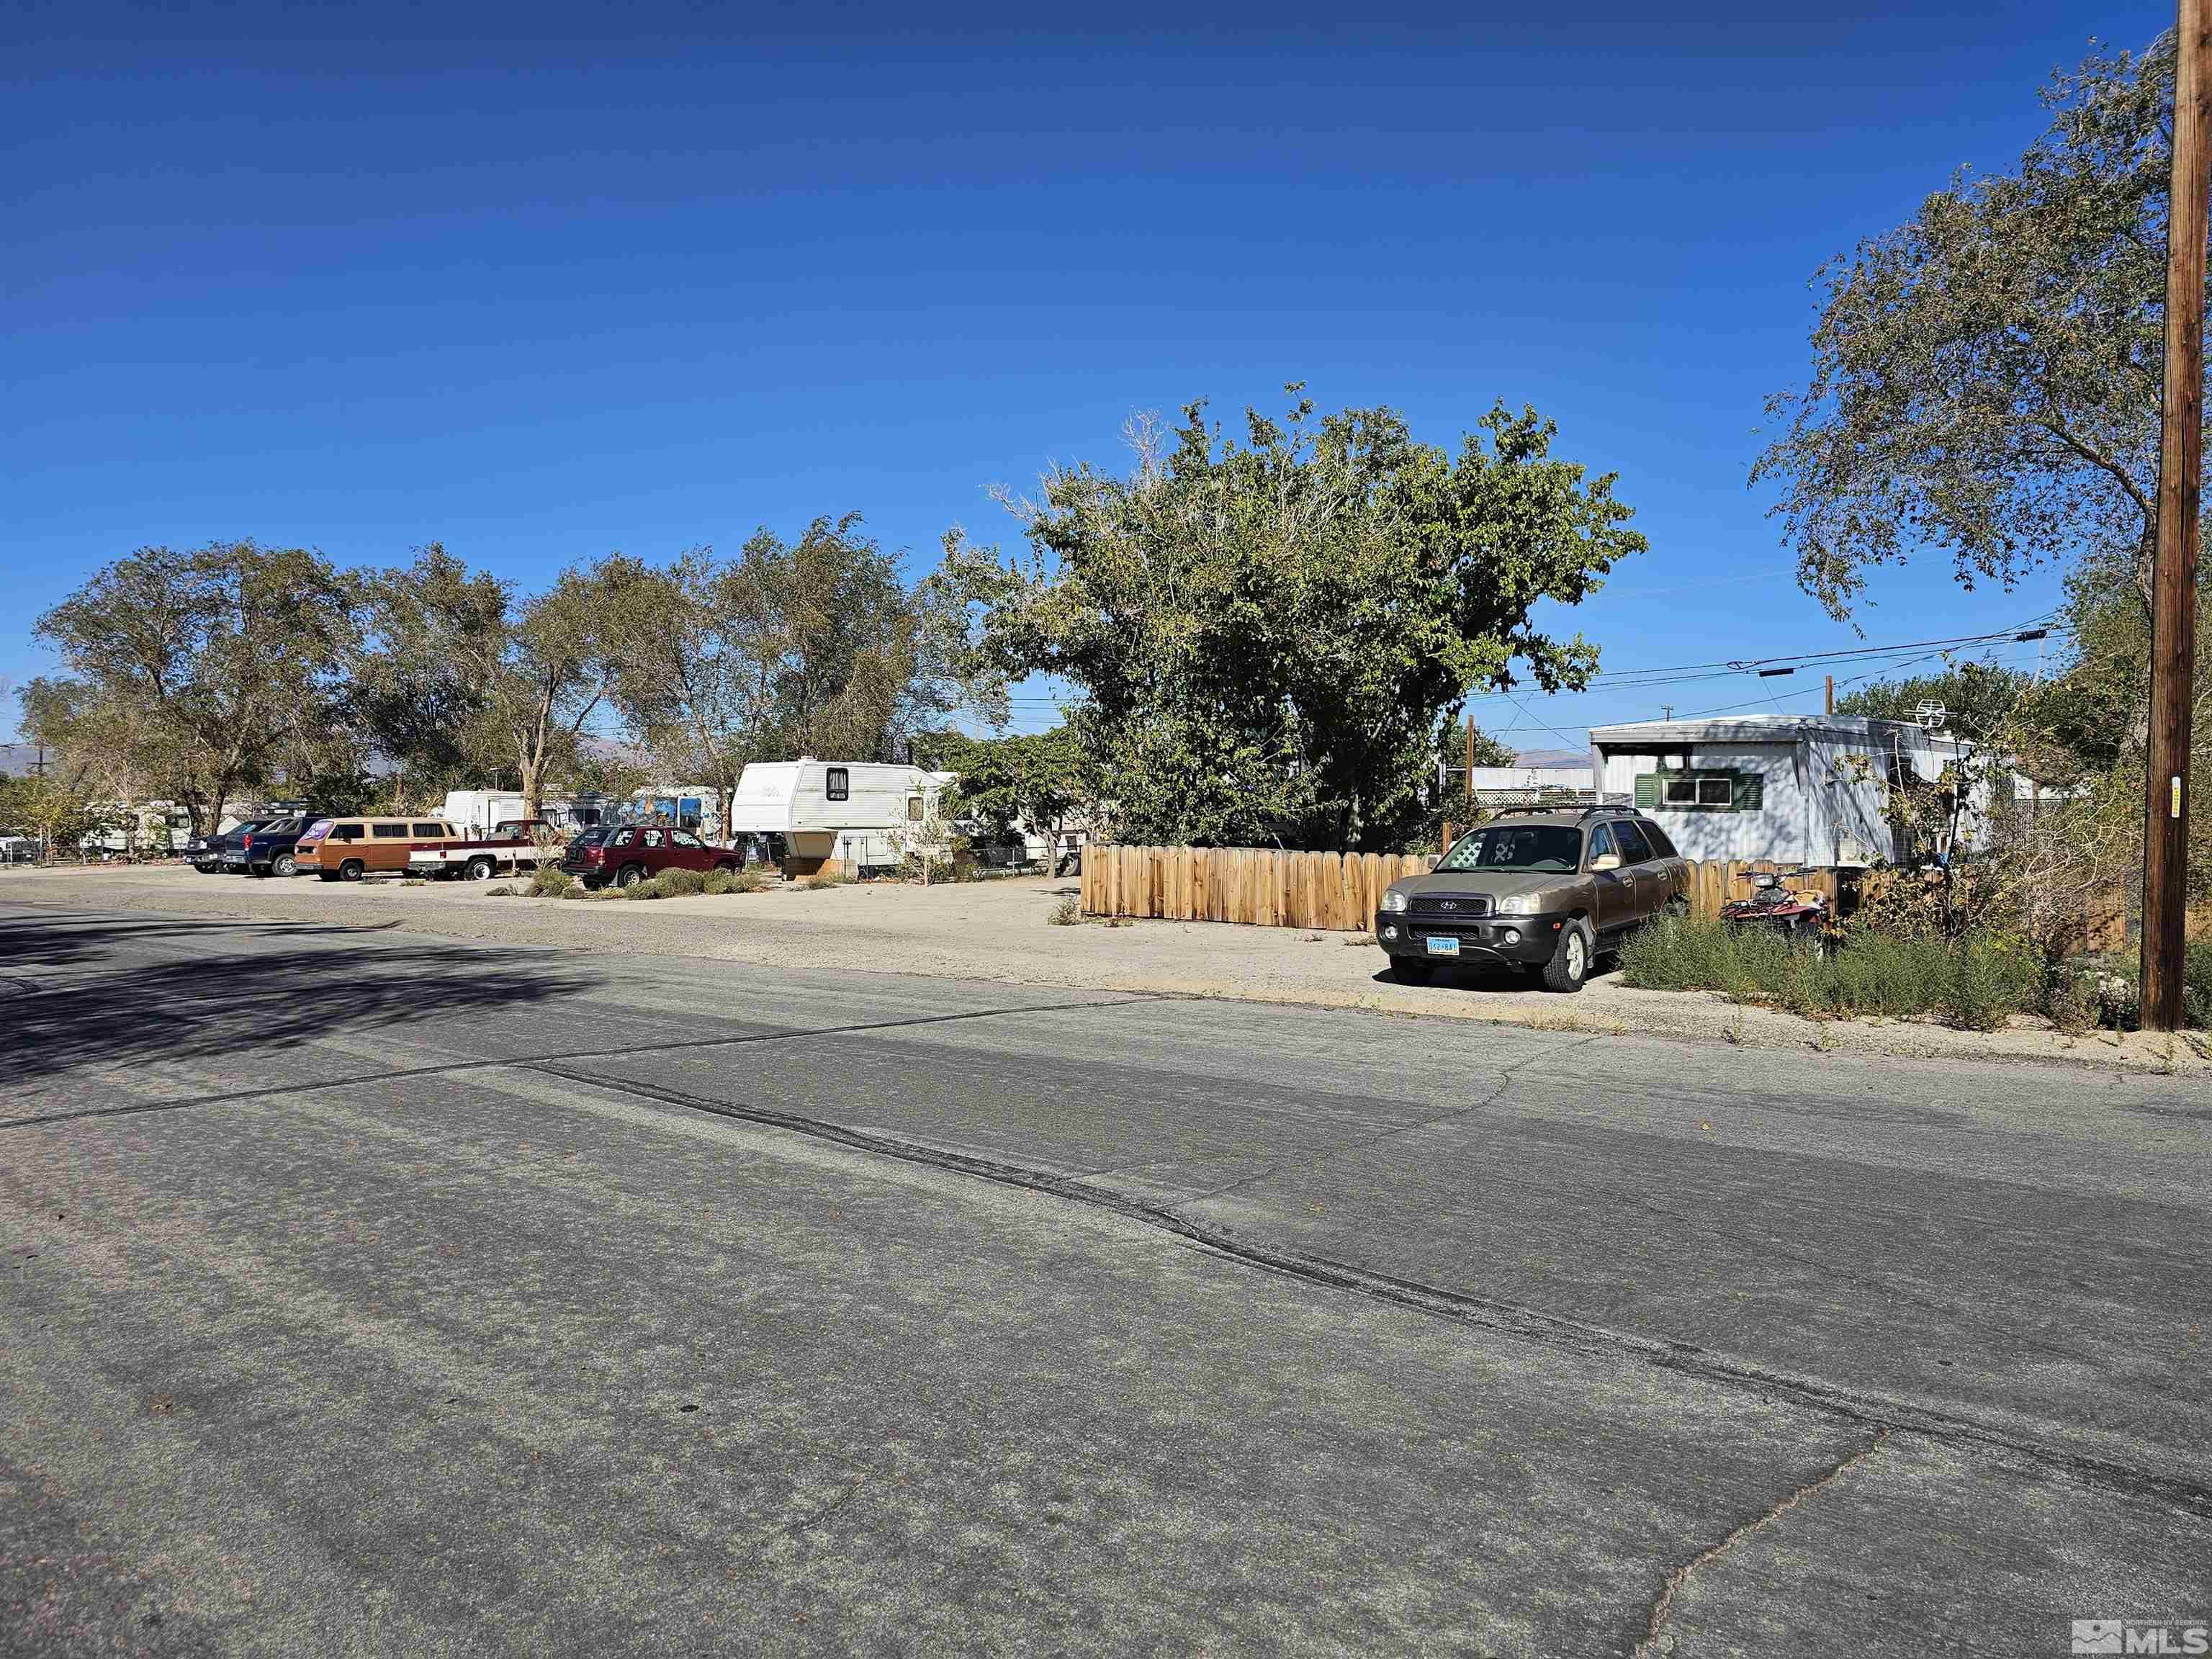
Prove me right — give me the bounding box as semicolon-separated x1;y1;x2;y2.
1915;701;1947;732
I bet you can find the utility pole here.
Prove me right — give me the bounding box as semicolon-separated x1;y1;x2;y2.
1825;675;1835;716
2144;0;2212;1031
1464;711;1475;817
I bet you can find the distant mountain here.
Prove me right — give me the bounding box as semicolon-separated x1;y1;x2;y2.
0;742;49;779
1512;747;1589;769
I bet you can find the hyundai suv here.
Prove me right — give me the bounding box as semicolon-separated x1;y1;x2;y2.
1374;806;1690;992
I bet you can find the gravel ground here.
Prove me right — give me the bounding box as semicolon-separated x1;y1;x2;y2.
6;862;2203;1076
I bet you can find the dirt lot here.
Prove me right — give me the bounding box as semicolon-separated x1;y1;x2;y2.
6;862;2204;1074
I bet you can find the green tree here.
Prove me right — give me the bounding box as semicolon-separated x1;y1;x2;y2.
747;515;1002;761
488;560;629;822
32;541;358;835
1753;35;2185;620
1834;660;2034;742
922;724;1089;869
603;521;1005;832
601;547;775;835
349;543;511;809
1446;717;1519;770
939;394;1642;851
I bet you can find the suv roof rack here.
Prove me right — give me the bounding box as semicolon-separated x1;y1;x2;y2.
1578;804;1639;819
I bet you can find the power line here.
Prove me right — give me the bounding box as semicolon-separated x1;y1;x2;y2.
1461;615;2069;701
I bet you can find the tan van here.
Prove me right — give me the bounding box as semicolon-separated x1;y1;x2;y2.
295;817;461;881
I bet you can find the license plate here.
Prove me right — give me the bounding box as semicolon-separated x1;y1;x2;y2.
1424;935;1460;957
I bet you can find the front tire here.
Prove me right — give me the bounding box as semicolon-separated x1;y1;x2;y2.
1542;920;1592;993
339;860;365;883
713;860;738;874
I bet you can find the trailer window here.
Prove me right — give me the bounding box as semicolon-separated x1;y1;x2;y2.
1640;770;1761;813
827;767;850;801
906;794;923;822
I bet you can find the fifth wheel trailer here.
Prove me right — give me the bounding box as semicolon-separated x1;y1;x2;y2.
724;759;954;875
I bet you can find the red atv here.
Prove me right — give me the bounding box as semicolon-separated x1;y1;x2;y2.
1720;871;1830;941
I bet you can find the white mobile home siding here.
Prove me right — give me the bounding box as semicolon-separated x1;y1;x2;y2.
1591;718;1979;867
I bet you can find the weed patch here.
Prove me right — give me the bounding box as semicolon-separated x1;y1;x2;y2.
1621;914;2047;1030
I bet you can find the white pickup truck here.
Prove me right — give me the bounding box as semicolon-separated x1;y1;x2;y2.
408;819;565;882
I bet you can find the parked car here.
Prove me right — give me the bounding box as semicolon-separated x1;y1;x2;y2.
222;815;316;878
559;824;745;890
295;816;462;881
184;820;266;875
409;818;565;881
1373;806;1691;992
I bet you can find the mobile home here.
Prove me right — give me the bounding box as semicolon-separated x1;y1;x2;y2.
725;759;955;876
1588;715;1990;868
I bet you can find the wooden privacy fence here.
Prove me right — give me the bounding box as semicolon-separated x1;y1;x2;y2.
1080;845;1439;932
1080;845;1845;934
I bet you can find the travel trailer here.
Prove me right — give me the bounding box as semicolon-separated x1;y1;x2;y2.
724;759;955;876
439;790;613;840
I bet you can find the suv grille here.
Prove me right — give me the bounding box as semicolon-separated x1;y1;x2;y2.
1409;892;1493;919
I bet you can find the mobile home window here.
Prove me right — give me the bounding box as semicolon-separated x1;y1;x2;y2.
906;794;924;822
1637;770;1763;813
827;767;850;801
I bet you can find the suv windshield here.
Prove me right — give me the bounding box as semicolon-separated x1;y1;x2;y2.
1439;824;1583;874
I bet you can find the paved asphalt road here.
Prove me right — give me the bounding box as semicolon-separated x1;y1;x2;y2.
3;902;2208;1658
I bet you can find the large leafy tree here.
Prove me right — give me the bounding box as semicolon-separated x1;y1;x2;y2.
604;519;1004;829
489;561;630;822
32;541;358;834
1753;35;2187;619
349;543;511;808
940;395;1642;851
601;546;774;835
920;724;1090;869
745;516;1001;761
1833;660;2036;742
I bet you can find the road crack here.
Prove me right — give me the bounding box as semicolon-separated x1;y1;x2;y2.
1176;1033;1604;1210
1632;1427;1891;1658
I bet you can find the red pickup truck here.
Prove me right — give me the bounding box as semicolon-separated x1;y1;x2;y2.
557;824;745;890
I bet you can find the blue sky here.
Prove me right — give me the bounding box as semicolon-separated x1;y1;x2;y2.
1;1;2166;746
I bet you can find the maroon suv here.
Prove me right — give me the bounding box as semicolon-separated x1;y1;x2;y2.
560;824;744;890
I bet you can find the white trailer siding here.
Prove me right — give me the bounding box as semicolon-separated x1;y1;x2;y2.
1590;716;1984;868
726;760;954;871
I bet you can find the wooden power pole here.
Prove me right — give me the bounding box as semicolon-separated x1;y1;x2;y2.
2144;0;2212;1031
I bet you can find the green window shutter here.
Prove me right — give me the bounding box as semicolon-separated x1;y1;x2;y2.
1635;773;1663;809
1731;771;1764;812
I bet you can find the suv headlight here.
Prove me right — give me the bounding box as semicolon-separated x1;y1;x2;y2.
1495;893;1541;916
1381;889;1408;913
